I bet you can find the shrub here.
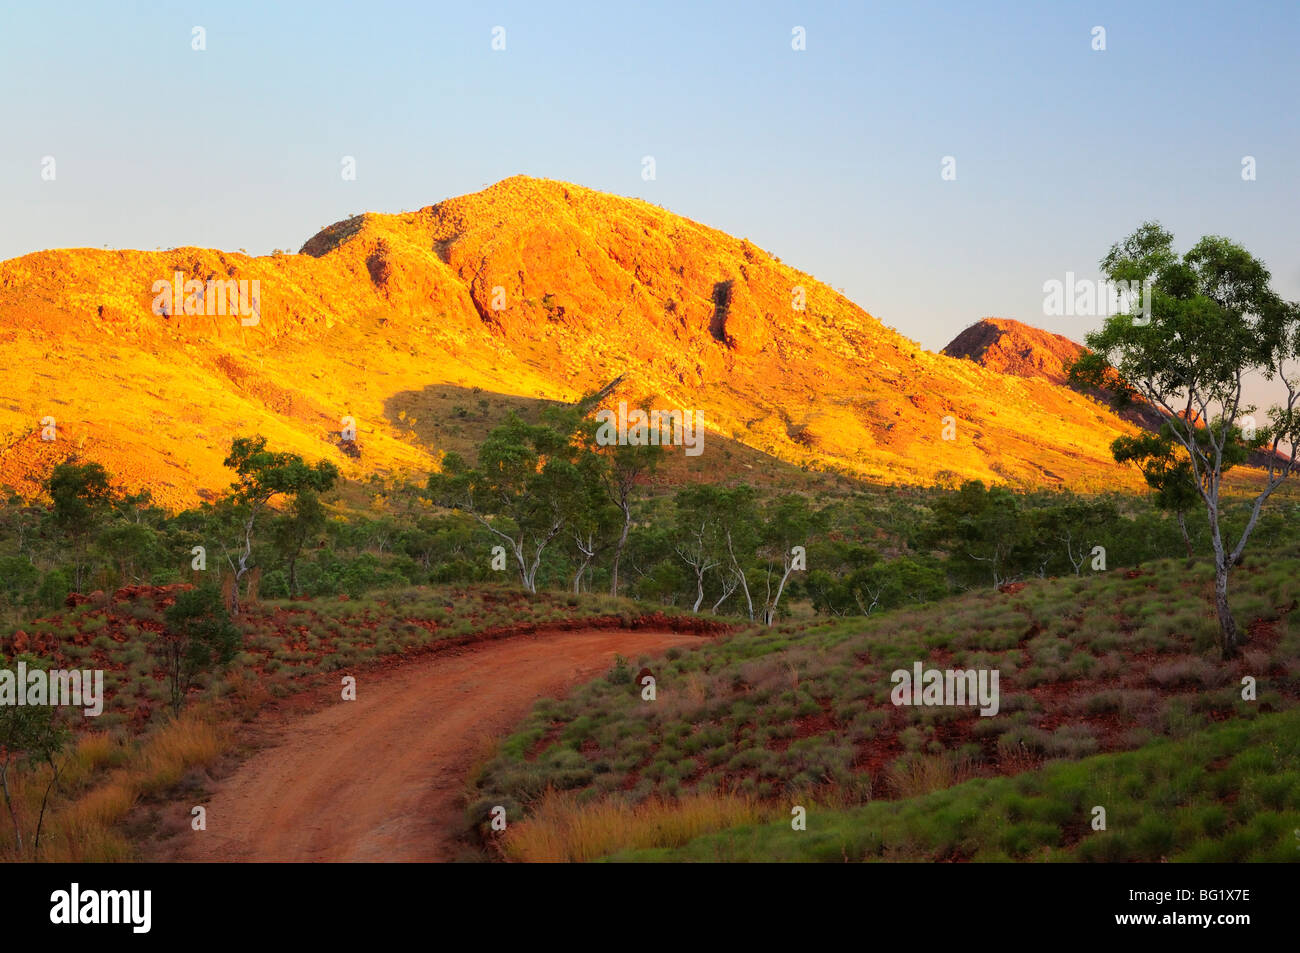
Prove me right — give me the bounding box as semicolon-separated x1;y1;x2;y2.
155;585;241;714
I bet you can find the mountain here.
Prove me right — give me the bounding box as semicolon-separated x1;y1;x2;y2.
0;176;1147;508
941;318;1087;385
942;317;1197;436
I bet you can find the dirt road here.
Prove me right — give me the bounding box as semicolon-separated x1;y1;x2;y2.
177;629;701;862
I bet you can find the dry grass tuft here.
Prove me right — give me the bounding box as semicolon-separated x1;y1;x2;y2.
500;789;777;863
887;753;982;799
0;707;231;863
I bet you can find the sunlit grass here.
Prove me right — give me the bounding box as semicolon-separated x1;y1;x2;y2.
0;708;230;863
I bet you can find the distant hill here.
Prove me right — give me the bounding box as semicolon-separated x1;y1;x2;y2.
941;317;1087;385
943;317;1167;433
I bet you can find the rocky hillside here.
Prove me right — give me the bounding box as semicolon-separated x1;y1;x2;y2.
0;177;1147;508
943;318;1192;436
941;318;1087;385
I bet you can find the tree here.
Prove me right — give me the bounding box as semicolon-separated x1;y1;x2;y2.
398;514;489;584
0;556;39;608
157;584;241;714
553;415;626;593
35;570;70;610
715;486;762;619
623;524;685;605
922;481;1030;588
1071;223;1299;658
0;657;69;856
753;495;824;625
1111;428;1207;557
600;441;663;597
1028;494;1120;577
111;486;165;526
427;411;591;593
671;486;730;613
807;543;947;617
271;487;327;596
566;376;661;595
669;484;763;615
221;436;340;614
96;521;166;585
567;462;622;593
806;540;880;616
0;500;42;563
45;461;116;591
851;557;947;615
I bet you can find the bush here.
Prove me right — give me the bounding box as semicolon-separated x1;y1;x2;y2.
0;556;39;606
606;655;632;686
35;570;70;609
155;585;241;713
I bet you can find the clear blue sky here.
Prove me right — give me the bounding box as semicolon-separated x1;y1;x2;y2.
2;0;1296;353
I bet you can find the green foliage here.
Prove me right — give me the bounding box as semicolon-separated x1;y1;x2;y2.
44;461;118;591
428;410;601;593
220;435;341;612
157;585;241;713
96;522;166;584
270;486;327;596
46;461;115;541
0;426;1283;630
0;654;71;854
921;480;1026;587
223;436;341;505
606;654;632;686
809;553;947;615
35;570;70;610
0;557;39;607
1075;223;1300;657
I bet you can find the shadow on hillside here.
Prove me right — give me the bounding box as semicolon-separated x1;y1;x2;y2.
381;384;859;492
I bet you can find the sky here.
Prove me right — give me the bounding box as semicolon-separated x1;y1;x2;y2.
1;0;1297;356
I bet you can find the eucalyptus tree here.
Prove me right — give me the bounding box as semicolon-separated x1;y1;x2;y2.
1071;223;1299;658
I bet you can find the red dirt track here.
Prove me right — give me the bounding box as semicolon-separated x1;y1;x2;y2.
177;628;703;862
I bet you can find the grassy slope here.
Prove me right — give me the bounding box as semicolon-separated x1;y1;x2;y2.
471;547;1300;857
605;706;1300;862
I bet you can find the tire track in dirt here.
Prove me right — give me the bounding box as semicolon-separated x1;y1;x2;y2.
176;629;704;862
